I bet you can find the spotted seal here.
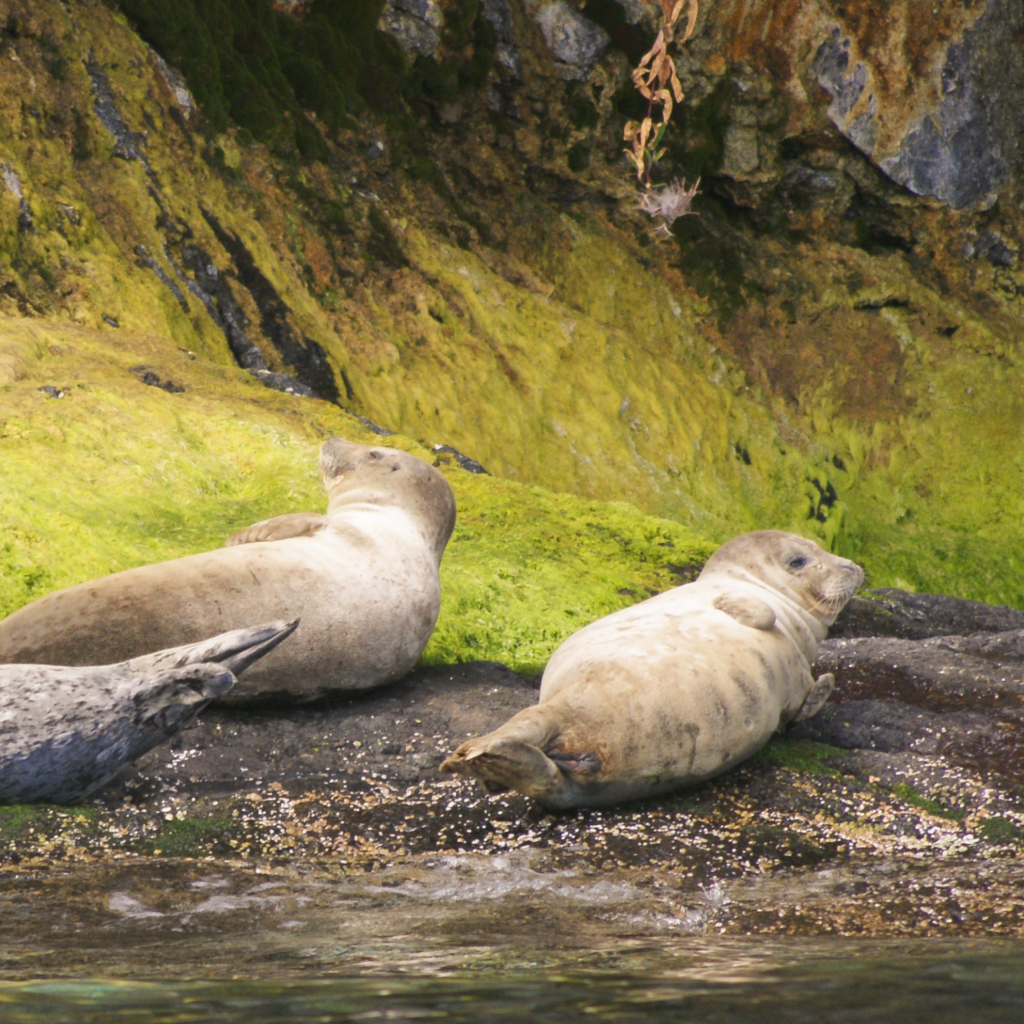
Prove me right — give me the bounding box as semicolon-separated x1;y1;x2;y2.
441;531;863;808
0;438;456;702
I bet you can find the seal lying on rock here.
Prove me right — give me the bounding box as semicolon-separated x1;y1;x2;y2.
0;620;297;803
441;531;863;808
0;438;456;702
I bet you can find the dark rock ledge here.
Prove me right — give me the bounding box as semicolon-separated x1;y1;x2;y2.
1;589;1023;947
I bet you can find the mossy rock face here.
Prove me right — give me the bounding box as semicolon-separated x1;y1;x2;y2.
0;0;1022;625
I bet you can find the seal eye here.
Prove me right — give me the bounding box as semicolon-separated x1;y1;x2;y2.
787;556;810;571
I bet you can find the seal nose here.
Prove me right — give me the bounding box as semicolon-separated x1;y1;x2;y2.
843;559;865;585
319;437;368;479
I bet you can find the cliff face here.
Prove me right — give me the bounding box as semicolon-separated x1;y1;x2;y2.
1;0;1023;617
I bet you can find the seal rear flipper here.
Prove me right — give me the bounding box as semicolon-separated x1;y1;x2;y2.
792;671;835;723
129;620;300;676
440;736;577;808
225;512;329;546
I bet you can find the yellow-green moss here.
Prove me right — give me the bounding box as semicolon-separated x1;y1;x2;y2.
1;0;1023;623
753;738;846;777
0;318;713;673
424;474;712;673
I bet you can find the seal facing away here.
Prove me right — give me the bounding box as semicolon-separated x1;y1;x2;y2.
0;438;456;702
441;531;863;809
0;620;297;803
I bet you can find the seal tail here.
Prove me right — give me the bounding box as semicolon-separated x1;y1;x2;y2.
126;620;300;676
439;707;580;808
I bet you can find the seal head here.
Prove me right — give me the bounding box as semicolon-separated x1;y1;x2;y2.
319;438;456;563
700;530;863;627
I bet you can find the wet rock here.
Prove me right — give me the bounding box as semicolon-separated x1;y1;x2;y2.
201;209;340;404
814;630;1024;713
130;365;186;393
133;245;190;314
358;416;396;437
431;443;488;474
87;52;148;166
1;164;32;232
4;592;1024;939
126;661;539;794
253;369;315;398
790;699;1024;781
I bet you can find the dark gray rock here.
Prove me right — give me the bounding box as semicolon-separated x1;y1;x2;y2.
830;588;1024;640
790;698;1024;782
532;1;609;80
378;0;444;59
814;630;1024;713
125;661;539;795
482;0;522;78
878;0;1023;209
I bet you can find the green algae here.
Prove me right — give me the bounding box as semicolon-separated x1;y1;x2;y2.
753;738;846;778
979;816;1024;846
891;783;966;822
1;0;1023;622
423;473;712;673
149;816;234;857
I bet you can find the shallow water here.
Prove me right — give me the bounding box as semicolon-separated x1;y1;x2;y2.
2;941;1023;1023
1;857;1021;1022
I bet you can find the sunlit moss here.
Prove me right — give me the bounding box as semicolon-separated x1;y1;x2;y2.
891;782;965;822
1;0;1023;643
0;318;713;673
425;473;713;673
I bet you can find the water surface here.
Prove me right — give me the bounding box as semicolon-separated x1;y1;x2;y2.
1;857;1021;1022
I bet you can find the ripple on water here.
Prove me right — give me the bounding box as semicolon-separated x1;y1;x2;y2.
1;940;1023;1023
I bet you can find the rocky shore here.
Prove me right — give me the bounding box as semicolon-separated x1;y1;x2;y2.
1;587;1022;958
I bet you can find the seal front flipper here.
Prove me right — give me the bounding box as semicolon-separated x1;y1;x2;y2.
712;593;777;631
792;672;835;723
225;513;329;546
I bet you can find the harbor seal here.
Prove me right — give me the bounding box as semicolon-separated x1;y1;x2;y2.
0;438;456;702
0;620;297;803
441;530;863;808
